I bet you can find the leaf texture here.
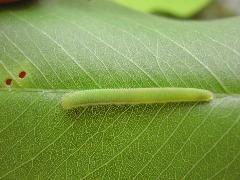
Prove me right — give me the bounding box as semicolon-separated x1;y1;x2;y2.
0;0;240;179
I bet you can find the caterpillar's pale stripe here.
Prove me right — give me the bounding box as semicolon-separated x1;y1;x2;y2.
62;88;213;110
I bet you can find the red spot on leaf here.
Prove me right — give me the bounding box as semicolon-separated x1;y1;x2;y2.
5;79;12;86
19;71;27;79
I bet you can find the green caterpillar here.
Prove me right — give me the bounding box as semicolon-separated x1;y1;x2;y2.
62;88;213;110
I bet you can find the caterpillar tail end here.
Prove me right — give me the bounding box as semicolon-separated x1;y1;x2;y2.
204;90;214;102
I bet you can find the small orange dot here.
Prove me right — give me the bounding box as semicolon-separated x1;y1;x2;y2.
5;79;12;86
19;71;27;79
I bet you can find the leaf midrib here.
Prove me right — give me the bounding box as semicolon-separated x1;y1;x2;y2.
1;88;240;99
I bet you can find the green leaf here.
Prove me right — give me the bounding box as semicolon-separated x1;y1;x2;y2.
114;0;212;18
0;0;240;179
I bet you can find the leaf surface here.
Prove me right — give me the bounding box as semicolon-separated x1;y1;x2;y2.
0;0;240;179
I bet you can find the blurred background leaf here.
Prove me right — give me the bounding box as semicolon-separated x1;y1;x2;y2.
114;0;240;19
114;0;212;18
